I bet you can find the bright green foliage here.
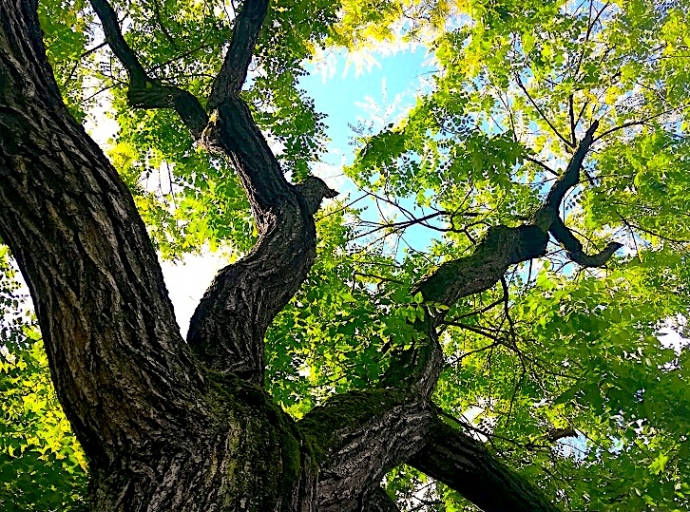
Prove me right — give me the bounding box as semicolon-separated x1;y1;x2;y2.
0;341;89;512
5;0;690;510
0;252;88;511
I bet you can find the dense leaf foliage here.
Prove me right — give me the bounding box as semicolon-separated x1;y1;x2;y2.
3;0;690;510
0;251;88;511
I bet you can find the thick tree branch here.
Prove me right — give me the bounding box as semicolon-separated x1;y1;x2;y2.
208;0;269;107
545;119;599;210
409;417;562;512
89;0;147;84
201;95;294;219
190;96;336;383
380;225;547;397
415;225;549;308
92;0;335;383
300;390;434;512
304;392;561;512
186;25;337;381
96;0;335;381
0;0;205;465
364;487;402;512
89;0;208;137
186;177;336;381
541;119;622;266
382;120;618;395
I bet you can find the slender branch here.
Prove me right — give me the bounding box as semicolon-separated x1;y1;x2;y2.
149;41;218;73
444;320;499;340
524;154;558;176
575;98;590;128
62;41;108;88
446;341;500;365
152;0;178;50
449;297;505;321
208;0;269;107
514;73;573;148
568;94;576;145
617;213;689;244
593;107;681;143
89;0;208;137
571;2;610;82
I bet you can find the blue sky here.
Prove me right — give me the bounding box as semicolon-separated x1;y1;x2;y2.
301;48;432;168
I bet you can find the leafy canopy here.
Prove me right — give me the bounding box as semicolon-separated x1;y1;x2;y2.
2;0;690;510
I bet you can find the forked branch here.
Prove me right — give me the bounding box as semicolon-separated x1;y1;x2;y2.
382;118;620;398
542;119;623;266
92;0;337;382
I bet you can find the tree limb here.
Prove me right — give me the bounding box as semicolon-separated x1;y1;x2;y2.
185;2;337;380
382;119;617;395
186;177;336;381
409;416;562;512
414;225;549;309
540;119;622;267
379;223;548;397
89;0;208;137
91;0;338;381
0;0;205;465
545;119;599;210
549;215;623;267
208;0;269;107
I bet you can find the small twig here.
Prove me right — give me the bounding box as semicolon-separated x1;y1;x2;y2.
514;72;573;148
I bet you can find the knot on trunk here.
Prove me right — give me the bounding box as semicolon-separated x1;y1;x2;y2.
294;177;338;215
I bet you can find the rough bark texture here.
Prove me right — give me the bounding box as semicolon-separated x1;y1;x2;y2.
410;417;560;512
0;0;620;511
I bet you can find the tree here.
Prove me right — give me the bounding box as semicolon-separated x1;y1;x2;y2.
1;0;689;510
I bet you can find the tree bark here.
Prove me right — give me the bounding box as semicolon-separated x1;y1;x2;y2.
0;2;318;510
409;417;561;512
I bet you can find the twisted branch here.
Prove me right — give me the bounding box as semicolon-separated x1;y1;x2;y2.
89;0;208;136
